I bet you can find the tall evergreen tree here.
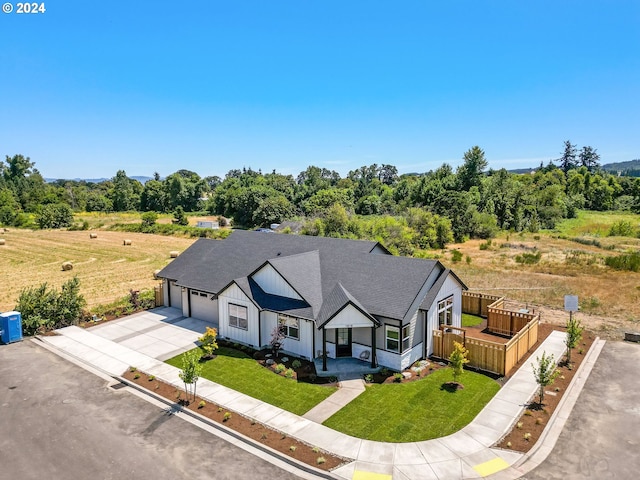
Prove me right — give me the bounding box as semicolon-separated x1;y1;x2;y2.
559;140;578;175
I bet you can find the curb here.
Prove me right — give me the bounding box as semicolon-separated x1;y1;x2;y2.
118;375;345;480
488;336;606;479
33;336;345;480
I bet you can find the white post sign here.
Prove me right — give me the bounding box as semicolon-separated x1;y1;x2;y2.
564;295;578;312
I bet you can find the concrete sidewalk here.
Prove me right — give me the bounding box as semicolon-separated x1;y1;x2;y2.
303;376;366;423
39;312;602;480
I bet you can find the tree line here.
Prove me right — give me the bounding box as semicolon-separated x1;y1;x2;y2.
2;142;639;252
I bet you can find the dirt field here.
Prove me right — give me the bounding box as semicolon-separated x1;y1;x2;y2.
0;229;195;310
446;232;640;340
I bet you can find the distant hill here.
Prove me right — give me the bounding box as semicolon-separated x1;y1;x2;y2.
600;159;640;176
508;159;640;177
45;175;153;184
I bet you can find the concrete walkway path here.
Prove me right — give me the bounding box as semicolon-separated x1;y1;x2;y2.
38;310;604;480
303;375;366;423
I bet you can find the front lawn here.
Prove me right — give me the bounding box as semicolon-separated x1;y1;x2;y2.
322;369;500;442
166;347;336;416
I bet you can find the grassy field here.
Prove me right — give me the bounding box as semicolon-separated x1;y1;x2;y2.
446;210;640;336
0;229;195;311
323;369;500;442
166;347;336;416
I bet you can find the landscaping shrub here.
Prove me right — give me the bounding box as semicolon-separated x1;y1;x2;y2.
17;277;87;335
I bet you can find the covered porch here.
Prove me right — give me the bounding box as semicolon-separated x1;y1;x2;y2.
313;356;381;378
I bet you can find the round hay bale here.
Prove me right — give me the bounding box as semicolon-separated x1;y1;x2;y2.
123;239;132;246
0;238;5;246
61;261;73;271
89;233;98;239
169;250;180;258
153;269;161;280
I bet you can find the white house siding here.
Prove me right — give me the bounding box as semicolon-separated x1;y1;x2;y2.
218;283;260;347
314;329;336;358
168;280;182;310
323;304;374;329
260;311;314;360
376;349;401;371
401;343;424;370
190;290;218;324
424;273;463;356
351;327;371;347
253;264;302;300
162;279;170;307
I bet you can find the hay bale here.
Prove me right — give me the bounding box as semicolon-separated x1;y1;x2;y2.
123;239;132;246
169;250;180;258
89;233;98;239
153;269;161;280
61;261;73;271
0;239;5;246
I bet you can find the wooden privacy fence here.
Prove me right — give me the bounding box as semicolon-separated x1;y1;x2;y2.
433;313;540;376
486;305;537;336
154;284;164;307
462;291;503;317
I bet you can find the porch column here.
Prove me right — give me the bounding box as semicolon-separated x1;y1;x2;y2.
371;326;377;368
322;327;327;371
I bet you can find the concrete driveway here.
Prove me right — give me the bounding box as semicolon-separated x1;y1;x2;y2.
88;307;212;361
0;340;302;480
523;340;640;479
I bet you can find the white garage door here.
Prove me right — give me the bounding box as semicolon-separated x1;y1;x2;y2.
169;281;182;309
190;290;218;323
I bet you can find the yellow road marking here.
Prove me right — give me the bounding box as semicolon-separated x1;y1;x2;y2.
473;457;510;477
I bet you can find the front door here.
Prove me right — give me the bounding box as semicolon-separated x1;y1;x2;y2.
336;328;352;357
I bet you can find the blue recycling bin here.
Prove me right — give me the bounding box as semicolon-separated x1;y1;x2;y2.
0;311;23;344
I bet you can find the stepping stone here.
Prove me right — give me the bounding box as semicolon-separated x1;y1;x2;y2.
281;357;289;362
266;359;275;366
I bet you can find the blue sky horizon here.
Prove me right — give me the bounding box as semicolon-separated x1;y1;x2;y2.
1;1;638;180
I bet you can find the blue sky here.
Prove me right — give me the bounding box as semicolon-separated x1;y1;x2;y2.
1;1;638;180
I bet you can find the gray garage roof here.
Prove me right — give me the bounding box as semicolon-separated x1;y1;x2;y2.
157;229;459;323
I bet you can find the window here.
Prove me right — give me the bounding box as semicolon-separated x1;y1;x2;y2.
228;304;248;330
278;314;299;340
385;325;400;353
438;296;454;327
402;325;411;351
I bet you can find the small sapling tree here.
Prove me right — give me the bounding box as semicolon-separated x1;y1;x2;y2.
179;349;202;404
532;351;560;405
565;316;584;365
449;341;469;385
270;324;286;358
198;326;219;359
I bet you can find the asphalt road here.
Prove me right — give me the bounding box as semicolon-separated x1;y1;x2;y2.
0;340;302;480
524;340;640;479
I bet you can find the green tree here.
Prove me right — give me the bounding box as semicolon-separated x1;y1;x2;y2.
198;327;219;359
36;203;73;229
141;211;158;232
532;351;560;405
252;195;293;226
559;140;578;176
565;316;584;364
579;146;600;173
16;277;87;335
172;206;189;226
178;349;203;404
449;341;469;385
457;146;488;191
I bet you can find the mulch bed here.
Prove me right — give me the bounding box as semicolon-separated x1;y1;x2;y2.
495;331;596;452
122;369;348;471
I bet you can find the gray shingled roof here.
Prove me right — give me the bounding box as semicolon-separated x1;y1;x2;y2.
157;229;445;323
